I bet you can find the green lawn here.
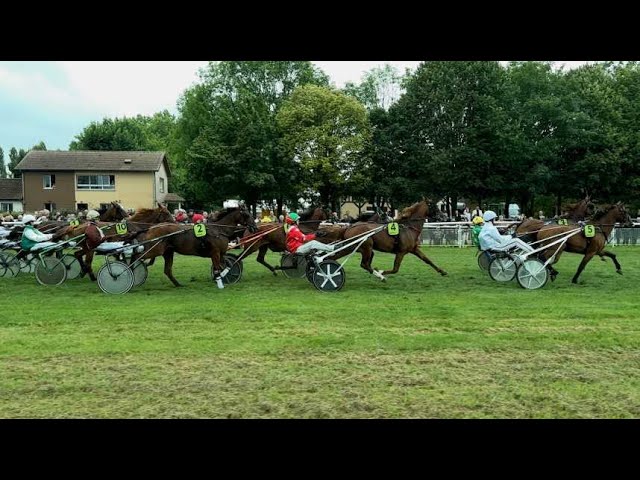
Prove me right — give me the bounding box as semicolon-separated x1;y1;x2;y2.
1;246;639;418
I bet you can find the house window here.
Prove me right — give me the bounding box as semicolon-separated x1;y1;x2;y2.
76;174;115;190
159;177;165;193
44;202;56;212
43;174;56;189
1;202;12;212
77;203;88;211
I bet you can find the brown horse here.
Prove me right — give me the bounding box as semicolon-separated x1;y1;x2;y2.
240;206;329;275
67;203;174;281
515;196;595;242
330;200;448;280
129;207;256;287
537;203;632;283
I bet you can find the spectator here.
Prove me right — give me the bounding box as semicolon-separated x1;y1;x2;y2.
278;214;284;223
187;210;195;223
538;210;545;220
330;211;339;223
192;211;205;224
471;205;483;218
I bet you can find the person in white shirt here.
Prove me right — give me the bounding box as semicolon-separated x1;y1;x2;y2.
478;210;533;253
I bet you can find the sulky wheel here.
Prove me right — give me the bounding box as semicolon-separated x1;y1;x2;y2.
220;254;242;285
312;260;346;292
280;253;307;279
61;255;82;280
35;256;67;286
477;250;493;271
488;256;517;282
97;260;134;294
131;261;148;287
516;258;549;290
0;252;20;278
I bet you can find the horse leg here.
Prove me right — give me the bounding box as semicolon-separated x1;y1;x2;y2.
162;250;182;287
600;249;622;274
80;250;97;281
211;249;224;289
255;243;278;276
410;247;448;276
379;251;408;277
572;252;597;284
75;249;88;278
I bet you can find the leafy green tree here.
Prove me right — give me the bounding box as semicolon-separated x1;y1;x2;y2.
277;85;371;211
8;147;27;178
343;64;406;111
70;117;149;151
31;141;47;151
0;147;5;178
393;61;508;217
175;61;329;213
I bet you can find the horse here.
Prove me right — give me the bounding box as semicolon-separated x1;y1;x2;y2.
239;206;329;275
515;196;595;242
537;202;632;283
129;207;257;287
329;200;448;280
64;203;174;281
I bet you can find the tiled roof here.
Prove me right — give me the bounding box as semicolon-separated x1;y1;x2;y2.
16;151;170;175
0;178;22;200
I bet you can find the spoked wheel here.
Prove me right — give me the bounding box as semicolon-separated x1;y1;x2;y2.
35;256;67;286
61;255;82;279
280;253;307;279
477;250;493;271
312;260;346;292
220;254;243;285
97;260;134;294
488;256;517;282
131;261;148;287
0;252;21;278
516;258;549;290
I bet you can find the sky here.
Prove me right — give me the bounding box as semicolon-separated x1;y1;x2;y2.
0;60;590;162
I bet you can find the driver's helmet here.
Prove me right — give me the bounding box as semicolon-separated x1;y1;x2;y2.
483;211;497;222
286;212;299;225
86;210;100;221
22;214;37;224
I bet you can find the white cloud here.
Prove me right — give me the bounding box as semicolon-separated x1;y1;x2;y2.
55;61;208;117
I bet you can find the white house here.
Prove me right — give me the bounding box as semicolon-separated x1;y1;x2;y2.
0;178;23;213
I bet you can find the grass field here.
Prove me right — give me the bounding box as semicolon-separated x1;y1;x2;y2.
1;246;639;418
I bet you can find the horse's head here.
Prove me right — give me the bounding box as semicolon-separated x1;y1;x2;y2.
153;204;174;223
212;207;257;233
615;202;634;227
398;201;429;222
102;201;129;221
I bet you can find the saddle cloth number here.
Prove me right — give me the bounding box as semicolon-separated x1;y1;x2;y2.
115;222;128;235
69;220;80;227
387;222;400;236
194;224;207;237
557;219;569;225
584;225;596;238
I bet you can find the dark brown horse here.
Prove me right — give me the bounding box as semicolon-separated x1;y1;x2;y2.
66;203;174;281
330;200;448;281
240;206;328;275
129;207;256;287
537;203;632;283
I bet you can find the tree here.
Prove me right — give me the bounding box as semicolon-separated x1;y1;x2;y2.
175;61;329;213
0;147;5;178
32;141;47;151
343;64;406;111
69;117;149;151
393;61;509;217
8;147;27;178
277;85;371;211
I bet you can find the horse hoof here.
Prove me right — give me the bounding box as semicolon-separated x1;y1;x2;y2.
617;270;623;275
272;271;278;277
440;271;448;276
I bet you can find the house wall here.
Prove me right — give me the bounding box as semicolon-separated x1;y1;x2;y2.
155;162;168;204
74;171;154;210
23;172;76;212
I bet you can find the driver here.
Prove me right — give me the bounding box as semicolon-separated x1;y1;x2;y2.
479;210;533;253
285;212;335;255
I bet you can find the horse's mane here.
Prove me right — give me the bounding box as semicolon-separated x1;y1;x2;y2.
131;207;156;218
591;204;617;221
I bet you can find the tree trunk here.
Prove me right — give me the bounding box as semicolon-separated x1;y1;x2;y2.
503;195;511;219
556;194;562;217
451;194;458;220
